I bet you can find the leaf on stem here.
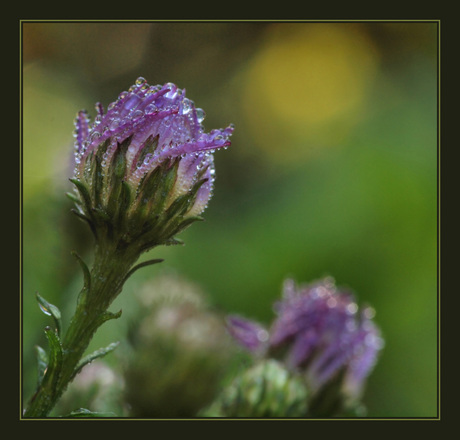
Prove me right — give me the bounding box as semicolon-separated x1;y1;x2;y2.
40;327;63;392
71;251;91;306
122;258;164;284
61;408;116;418
35;345;48;387
36;293;62;336
72;341;120;379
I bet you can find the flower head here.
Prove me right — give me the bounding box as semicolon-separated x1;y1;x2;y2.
70;77;233;250
227;277;383;414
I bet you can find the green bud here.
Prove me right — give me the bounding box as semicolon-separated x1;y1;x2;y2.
207;360;308;418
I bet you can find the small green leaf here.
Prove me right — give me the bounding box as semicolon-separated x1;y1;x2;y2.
35;345;48;387
36;293;62;336
40;327;63;392
123;258;164;284
71;251;91;306
73;341;120;378
61;408;116;418
93;309;123;331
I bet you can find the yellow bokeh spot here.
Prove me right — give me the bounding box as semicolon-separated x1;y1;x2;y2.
241;24;380;162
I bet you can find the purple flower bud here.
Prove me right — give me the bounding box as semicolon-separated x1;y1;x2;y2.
70;78;233;249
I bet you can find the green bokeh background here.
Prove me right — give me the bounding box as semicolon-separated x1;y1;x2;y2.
22;21;438;417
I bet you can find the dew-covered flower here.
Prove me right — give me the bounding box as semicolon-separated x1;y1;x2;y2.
69;77;233;251
227;277;383;414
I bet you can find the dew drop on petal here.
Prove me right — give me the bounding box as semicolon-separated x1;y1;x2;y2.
109;120;120;131
132;109;144;120
181;98;192;115
145;104;157;114
196;108;206;123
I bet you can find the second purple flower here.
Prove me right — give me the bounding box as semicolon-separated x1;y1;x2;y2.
227;277;384;415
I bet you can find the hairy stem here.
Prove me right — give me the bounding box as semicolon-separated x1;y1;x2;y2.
24;242;140;417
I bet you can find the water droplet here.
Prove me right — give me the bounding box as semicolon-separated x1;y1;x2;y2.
136;76;146;86
164;83;177;99
132;109;144;120
38;303;51;316
89;131;101;142
145;104;157;114
109;120;120;131
195;108;206;123
181;98;193;115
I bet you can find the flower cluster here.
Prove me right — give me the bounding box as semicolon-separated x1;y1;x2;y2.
70;77;233;251
227;277;383;414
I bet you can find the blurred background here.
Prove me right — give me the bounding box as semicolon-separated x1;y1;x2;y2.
22;21;438;418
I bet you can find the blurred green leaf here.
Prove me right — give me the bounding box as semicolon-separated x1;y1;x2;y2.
61;408;116;418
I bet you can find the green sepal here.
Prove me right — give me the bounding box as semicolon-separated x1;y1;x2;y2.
35;345;48;387
69;178;93;215
95;138;111;162
114;180;132;233
135;134;159;167
149;159;179;218
70;209;96;238
73;341;120;379
164;193;193;219
135;165;162;205
40;327;63;393
66;192;82;205
159;178;206;237
164;237;185;246
36;293;62;336
110;136;131;180
104;136;131;220
159;215;204;244
61;408;116;418
173;215;204;235
91;206;111;223
91;154;104;208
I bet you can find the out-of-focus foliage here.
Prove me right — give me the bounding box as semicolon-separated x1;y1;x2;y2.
22;21;438;417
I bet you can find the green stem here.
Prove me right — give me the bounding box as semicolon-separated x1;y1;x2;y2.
24;242;140;418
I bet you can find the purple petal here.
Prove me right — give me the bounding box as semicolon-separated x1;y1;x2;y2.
226;315;269;353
